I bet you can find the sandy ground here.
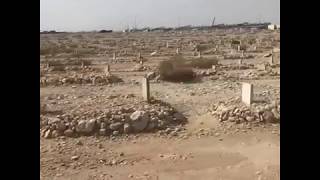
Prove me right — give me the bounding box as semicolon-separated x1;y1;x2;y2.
40;29;280;180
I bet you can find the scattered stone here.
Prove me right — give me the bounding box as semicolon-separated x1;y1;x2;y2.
246;116;255;122
99;129;106;135
109;122;123;130
112;131;119;136
146;72;156;79
123;123;131;134
130;111;150;132
128;174;134;178
76;119;96;134
63;129;74;137
44;129;52;139
76;140;83;146
47;117;61;125
263;111;276;123
71;156;79;161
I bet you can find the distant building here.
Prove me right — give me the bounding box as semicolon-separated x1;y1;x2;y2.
268;24;280;30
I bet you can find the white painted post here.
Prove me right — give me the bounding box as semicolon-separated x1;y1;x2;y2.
270;50;274;65
176;48;180;55
142;78;150;102
105;64;110;76
113;52;116;60
242;83;253;106
212;65;216;71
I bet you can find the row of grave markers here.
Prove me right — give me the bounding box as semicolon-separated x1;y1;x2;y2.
141;76;254;106
104;60;254;106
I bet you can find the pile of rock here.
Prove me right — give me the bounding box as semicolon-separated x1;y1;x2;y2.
40;73;123;87
195;69;216;76
131;64;148;71
216;64;252;71
40;98;187;139
210;101;280;124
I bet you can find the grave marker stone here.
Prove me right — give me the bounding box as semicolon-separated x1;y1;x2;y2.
105;64;110;75
113;52;116;60
142;78;150;102
242;83;253;106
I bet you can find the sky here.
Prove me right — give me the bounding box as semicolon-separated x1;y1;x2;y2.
40;0;280;32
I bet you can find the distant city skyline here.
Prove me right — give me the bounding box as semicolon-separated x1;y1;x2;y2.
40;0;280;32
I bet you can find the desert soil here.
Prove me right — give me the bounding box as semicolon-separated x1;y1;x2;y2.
40;29;280;180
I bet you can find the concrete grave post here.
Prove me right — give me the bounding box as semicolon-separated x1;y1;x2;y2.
237;45;241;52
198;51;202;58
242;83;253;106
212;65;216;71
142;78;150;102
81;61;84;68
105;64;110;76
176;48;180;55
270;50;274;65
113;52;116;60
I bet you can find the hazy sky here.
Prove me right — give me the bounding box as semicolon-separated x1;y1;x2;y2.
40;0;280;31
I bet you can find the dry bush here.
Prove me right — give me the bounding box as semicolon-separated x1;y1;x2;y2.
159;56;195;82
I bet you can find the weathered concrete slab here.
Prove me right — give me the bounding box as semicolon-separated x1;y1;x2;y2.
242;83;253;106
142;78;150;102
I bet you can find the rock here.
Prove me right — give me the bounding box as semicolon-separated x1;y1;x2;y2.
112;131;119;136
130;111;149;132
100;122;106;129
44;129;52;139
51;130;59;138
76;119;96;134
109;122;123;130
271;108;280;120
158;111;165;119
264;53;272;57
155;75;161;81
99;129;106;135
150;51;157;56
56;122;67;132
263;111;276;123
64;129;74;137
123;123;131;134
165;115;173;122
173;112;186;121
146;72;156;79
47;117;61;125
132;64;144;71
74;140;82;146
157;120;166;128
146;122;156;131
245;116;255;122
40;128;47;137
228;116;236;122
71;156;79;161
